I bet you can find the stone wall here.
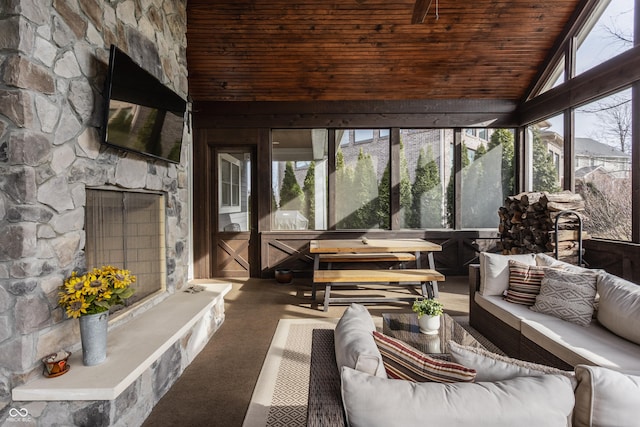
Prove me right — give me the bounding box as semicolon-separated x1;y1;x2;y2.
0;0;190;422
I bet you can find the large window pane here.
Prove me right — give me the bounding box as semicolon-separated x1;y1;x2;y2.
527;115;563;193
335;129;389;229
575;89;632;240
272;129;328;230
400;129;448;229
461;129;514;228
576;0;634;76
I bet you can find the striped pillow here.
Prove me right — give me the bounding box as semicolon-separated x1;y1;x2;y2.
372;331;476;383
505;260;546;305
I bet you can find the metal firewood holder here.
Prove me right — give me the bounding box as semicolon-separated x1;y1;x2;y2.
554;209;583;267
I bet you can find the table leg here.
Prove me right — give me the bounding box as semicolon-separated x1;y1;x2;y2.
312;254;320;300
427;252;439;298
324;284;332;312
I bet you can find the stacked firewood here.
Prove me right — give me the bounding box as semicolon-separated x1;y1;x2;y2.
498;191;589;264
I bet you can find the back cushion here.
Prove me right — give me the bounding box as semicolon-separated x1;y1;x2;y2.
574;365;640;427
341;367;575;427
479;252;536;296
334;303;387;377
597;273;640;345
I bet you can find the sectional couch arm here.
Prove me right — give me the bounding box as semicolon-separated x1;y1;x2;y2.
469;264;480;297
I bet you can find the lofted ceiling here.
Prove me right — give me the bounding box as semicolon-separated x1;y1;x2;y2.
186;0;582;103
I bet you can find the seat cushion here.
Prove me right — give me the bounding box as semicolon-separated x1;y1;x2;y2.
521;317;640;370
340;367;575;427
574;365;640;427
334;303;386;377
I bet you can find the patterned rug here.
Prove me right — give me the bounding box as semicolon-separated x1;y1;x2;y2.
242;316;500;427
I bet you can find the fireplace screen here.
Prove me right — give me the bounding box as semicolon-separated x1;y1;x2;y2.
85;189;166;305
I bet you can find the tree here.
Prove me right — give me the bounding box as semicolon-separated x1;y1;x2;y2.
579;175;631;241
410;147;441;228
399;141;413;227
302;161;316;228
488;129;515;200
351;149;378;228
335;148;355;228
279;161;304;211
445;142;470;228
532;138;561;193
579;94;632;153
377;162;391;229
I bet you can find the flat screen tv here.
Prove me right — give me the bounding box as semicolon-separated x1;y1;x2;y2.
102;45;187;164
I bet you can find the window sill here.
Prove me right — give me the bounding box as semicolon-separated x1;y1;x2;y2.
12;281;232;401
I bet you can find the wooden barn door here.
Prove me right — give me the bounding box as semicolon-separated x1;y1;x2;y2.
212;147;257;277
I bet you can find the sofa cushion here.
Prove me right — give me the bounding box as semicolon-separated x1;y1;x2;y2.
505;260;546;306
521;317;640;370
448;341;575;384
531;268;598;326
475;293;552;331
334;303;386;377
479;252;536;296
372;331;476;383
340;366;575;427
574;365;640;427
597;273;640;345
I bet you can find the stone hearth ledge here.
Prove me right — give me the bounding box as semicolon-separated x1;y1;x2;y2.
12;281;232;401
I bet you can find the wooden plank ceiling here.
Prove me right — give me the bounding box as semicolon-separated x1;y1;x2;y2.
186;0;582;103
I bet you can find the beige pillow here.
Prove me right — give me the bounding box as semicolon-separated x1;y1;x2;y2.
574;365;640;427
479;252;536;296
597;273;640;345
531;268;598;326
341;366;575;427
448;341;575;385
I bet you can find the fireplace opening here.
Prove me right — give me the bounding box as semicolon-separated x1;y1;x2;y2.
85;189;166;306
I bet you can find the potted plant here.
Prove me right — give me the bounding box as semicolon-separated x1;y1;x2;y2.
412;298;444;335
58;266;136;365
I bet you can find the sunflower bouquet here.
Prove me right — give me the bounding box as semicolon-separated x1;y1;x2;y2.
58;266;136;319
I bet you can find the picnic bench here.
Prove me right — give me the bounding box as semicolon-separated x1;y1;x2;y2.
309;239;444;311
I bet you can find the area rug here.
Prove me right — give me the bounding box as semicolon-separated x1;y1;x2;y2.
242;316;500;427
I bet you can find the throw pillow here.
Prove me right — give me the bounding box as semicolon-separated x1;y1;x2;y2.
340;366;575;427
596;273;640;345
479;252;537;296
505;260;546;305
448;341;576;385
530;268;598;326
372;331;476;383
334;303;387;378
574;365;640;427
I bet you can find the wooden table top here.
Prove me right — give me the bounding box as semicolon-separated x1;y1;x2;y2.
309;238;441;253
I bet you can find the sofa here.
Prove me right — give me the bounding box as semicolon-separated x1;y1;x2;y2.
307;303;640;427
469;252;640;371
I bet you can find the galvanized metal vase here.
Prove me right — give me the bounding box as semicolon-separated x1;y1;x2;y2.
79;312;108;366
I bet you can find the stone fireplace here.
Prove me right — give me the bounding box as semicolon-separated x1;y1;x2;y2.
0;1;227;426
85;189;166;304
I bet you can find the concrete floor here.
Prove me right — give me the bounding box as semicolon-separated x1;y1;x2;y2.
142;275;471;427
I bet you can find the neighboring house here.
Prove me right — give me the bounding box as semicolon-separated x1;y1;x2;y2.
575;137;631;179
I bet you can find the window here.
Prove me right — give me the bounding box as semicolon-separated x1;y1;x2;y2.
272;129;328;230
335;129;389;229
379;129;390;138
576;0;634;76
219;154;241;213
526;115;563;193
575;89;632;241
400;129;448;229
461;129;514;228
354;129;374;143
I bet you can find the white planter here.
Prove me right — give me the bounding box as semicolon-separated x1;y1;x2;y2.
418;314;441;335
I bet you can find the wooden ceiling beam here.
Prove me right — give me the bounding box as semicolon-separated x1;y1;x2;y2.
411;0;433;24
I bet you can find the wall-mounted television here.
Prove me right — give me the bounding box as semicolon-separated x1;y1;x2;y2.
102;45;187;164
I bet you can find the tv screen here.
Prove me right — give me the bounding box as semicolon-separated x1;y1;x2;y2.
102;45;186;163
